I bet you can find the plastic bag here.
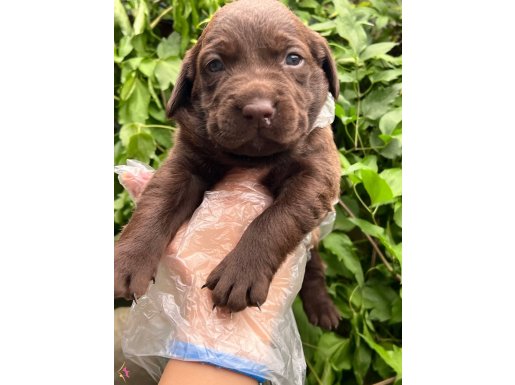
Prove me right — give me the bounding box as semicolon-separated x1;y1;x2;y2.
312;92;335;131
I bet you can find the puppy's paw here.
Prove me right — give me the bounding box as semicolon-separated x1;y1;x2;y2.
303;296;341;330
204;253;273;312
114;243;158;301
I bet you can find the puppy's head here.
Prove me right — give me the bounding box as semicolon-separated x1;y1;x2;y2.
167;0;339;159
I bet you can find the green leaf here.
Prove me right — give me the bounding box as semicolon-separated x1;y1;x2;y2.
390;296;402;324
118;77;150;124
119;123;138;147
309;20;336;32
293;298;322;363
361;155;378;172
360;328;402;377
116;36;133;62
361;284;394;322
360;169;394;206
349;218;385;239
133;0;149;35
114;0;133;36
380;137;402;159
318;333;352;370
333;203;356;232
150;127;172;149
323;233;364;286
298;0;321;9
394;202;402;228
370;69;402;84
138;58;157;78
350;218;402;266
155;58;182;90
120;72;137;101
361;85;401;120
148;103;167;122
157;32;181;59
360;42;397;61
380;168;402;197
391;243;402;266
131;33;151;57
331;338;353;371
379;108;402;135
333;0;367;52
353;342;372;385
373;354;395;379
126;132;156;163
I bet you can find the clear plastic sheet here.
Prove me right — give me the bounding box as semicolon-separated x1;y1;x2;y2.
115;158;335;384
312;92;335;131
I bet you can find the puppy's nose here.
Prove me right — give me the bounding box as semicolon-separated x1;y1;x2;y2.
242;99;275;123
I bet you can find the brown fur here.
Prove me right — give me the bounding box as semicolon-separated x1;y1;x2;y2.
115;0;341;330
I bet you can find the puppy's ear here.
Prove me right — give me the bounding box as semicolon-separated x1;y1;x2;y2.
312;34;340;99
166;44;200;118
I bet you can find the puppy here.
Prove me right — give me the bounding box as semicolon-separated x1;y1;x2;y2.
115;0;341;330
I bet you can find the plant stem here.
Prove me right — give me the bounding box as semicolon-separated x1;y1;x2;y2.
370;376;396;385
305;359;324;385
370;248;377;267
138;123;175;130
338;199;401;282
352;184;374;217
302;341;319;350
150;5;174;29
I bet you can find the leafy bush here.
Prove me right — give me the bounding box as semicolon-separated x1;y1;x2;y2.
114;0;402;384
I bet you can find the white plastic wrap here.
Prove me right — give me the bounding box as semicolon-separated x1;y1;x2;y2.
115;161;335;384
312;92;335;131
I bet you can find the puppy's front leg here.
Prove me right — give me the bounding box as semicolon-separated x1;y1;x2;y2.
205;164;339;312
114;148;213;300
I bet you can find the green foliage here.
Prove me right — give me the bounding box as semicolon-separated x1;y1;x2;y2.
114;0;402;383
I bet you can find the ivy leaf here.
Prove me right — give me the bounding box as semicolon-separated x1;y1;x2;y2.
353;342;372;385
298;0;321;9
361;284;396;322
323;233;364;286
120;72;137;101
394;202;402;228
116;36;133;62
118;77;150;124
360;42;397;61
379;108;402;135
333;0;367;52
133;0;149;35
119;124;138;147
370;69;402;84
114;0;133;36
360;328;402;377
349;218;384;239
309;20;336;32
155;58;182;90
360;169;394;206
150;127;172;149
138;58;157;78
380;137;402;159
390;296;402;324
361;85;400;120
318;333;352;371
127;132;156;163
292;298;322;362
380;168;402;197
157;32;181;59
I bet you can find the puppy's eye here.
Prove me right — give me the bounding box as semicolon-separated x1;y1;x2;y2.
208;59;224;72
285;53;303;66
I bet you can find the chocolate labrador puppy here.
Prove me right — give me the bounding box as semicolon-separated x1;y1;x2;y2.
115;0;341;330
